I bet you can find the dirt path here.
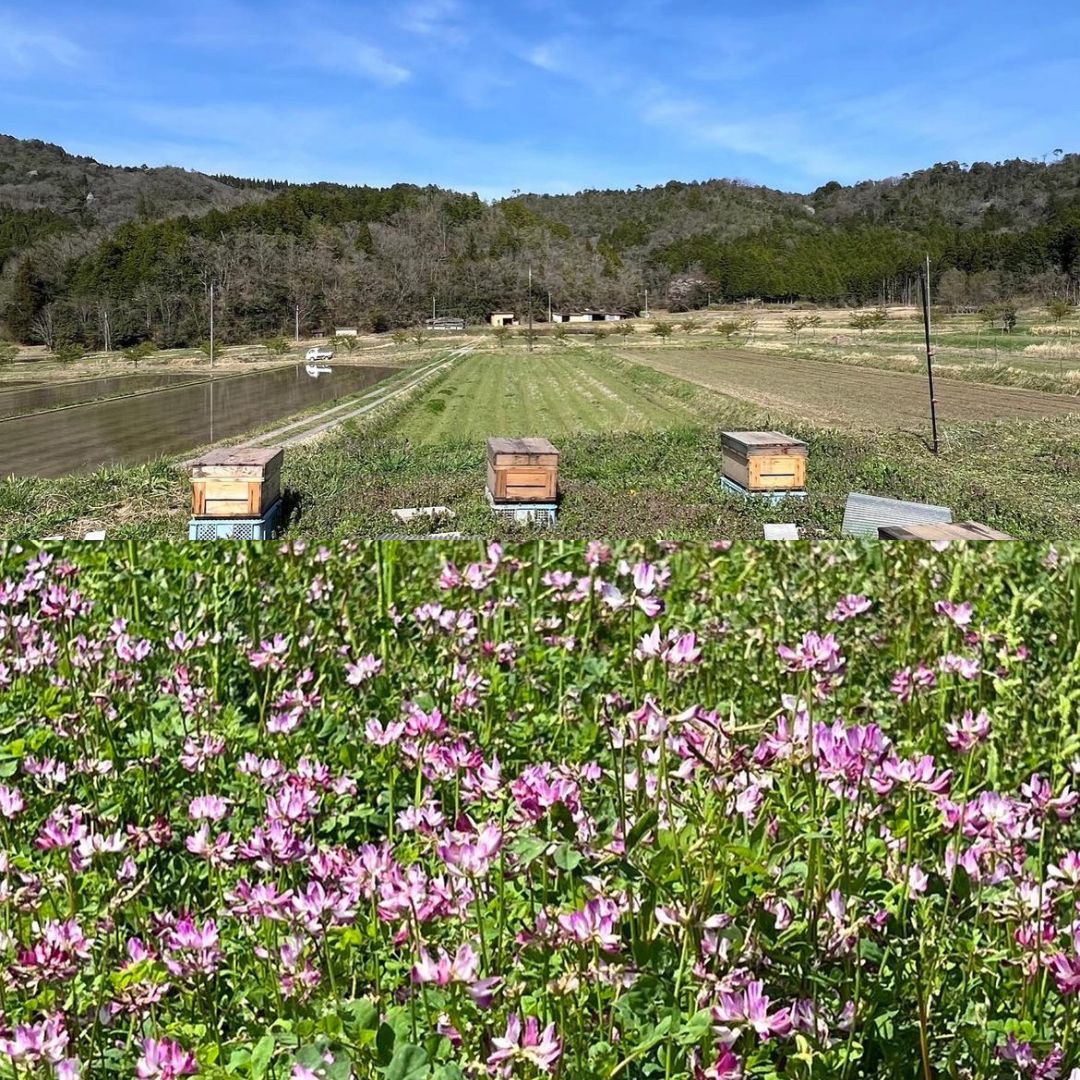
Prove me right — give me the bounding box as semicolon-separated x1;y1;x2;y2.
623;349;1080;429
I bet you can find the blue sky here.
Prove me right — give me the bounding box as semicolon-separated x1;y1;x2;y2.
2;0;1077;198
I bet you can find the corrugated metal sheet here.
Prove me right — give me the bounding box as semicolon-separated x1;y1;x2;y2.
841;493;952;538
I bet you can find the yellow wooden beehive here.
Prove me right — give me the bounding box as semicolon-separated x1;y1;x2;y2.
190;447;284;518
486;437;560;503
721;431;807;493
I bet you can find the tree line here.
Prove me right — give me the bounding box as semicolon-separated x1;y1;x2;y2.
3;152;1080;349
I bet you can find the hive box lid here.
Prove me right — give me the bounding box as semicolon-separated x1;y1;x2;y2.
191;446;284;477
721;431;807;452
878;520;1014;540
487;437;560;458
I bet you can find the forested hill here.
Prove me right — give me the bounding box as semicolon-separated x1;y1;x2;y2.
2;134;1079;348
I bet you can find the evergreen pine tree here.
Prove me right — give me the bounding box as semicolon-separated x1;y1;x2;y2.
5;259;47;343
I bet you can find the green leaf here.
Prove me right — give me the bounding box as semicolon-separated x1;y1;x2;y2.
550;801;577;841
343;998;380;1036
250;1035;274;1080
376;1023;396;1066
383;1043;430;1080
625;809;659;854
433;1065;465;1080
554;842;583;872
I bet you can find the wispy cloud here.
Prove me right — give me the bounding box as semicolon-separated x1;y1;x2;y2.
400;0;467;42
0;12;86;75
640;91;852;183
299;34;411;86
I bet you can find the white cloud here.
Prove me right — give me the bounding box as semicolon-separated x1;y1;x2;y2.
640;91;853;183
0;13;86;75
401;0;467;42
299;35;411;86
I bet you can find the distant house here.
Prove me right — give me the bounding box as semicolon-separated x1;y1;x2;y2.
489;312;518;327
334;327;359;337
426;316;466;331
551;310;629;323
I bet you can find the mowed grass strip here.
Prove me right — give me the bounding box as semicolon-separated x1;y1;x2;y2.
389;349;719;441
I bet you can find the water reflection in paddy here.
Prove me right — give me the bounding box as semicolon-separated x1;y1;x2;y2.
0;365;396;478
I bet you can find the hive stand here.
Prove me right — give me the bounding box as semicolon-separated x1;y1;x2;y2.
188;501;283;541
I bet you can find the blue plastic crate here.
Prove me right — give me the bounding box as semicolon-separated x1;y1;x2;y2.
485;489;558;528
720;475;808;505
188;499;283;541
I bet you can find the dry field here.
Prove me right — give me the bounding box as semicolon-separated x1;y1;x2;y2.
622;348;1080;431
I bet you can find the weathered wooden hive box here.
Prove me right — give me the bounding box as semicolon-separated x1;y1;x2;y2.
486;437;559;503
878;521;1015;540
190;447;284;518
721;431;808;492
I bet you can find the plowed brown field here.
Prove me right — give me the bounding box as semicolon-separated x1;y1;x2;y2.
623;348;1080;430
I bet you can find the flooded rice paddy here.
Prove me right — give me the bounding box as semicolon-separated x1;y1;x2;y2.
0;372;207;420
0;365;396;477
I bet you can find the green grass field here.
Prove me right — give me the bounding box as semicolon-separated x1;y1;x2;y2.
2;340;1079;540
389;350;716;441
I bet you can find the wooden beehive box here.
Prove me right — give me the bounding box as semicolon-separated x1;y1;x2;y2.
721;431;808;492
486;437;559;503
878;521;1015;540
190;447;284;519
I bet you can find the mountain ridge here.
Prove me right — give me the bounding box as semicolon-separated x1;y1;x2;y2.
2;134;1078;346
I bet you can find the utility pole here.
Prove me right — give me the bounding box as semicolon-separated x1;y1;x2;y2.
433;294;437;325
548;291;552;324
644;289;649;318
295;304;300;343
103;309;111;354
921;255;939;455
209;282;215;370
528;266;534;353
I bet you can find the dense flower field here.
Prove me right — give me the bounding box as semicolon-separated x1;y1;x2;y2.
0;540;1079;1080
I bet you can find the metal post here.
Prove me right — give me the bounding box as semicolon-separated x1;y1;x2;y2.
921;256;939;455
209;282;215;370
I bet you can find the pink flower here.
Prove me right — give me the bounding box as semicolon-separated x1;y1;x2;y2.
934;600;974;627
248;634;289;671
556;896;623;951
437;822;502;878
136;1038;198;1079
487;1015;562;1075
944;709;991;753
345;654;383;685
829;595;871;622
712;980;793;1042
777;632;844;676
1049;952;1080;995
188;795;230;821
699;1047;743;1079
0;783;25;818
0;1013;69;1063
411;942;480;986
163;916;222;979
